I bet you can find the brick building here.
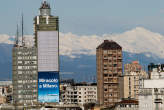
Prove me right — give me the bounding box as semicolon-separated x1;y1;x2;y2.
97;40;122;107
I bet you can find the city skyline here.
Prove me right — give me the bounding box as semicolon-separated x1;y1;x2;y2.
1;1;164;109
1;0;164;60
0;0;164;81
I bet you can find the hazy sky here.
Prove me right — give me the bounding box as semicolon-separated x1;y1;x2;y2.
1;0;164;35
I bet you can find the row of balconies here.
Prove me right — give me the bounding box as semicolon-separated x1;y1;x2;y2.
13;53;37;56
102;57;122;60
103;52;122;55
104;78;119;83
104;98;118;102
103;66;122;70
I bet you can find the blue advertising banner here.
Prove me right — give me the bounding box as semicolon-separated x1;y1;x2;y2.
38;72;59;103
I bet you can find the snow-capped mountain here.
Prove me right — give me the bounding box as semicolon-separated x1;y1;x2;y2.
60;27;164;58
1;27;164;81
1;27;164;59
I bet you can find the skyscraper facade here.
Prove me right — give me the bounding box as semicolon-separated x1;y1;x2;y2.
34;1;60;103
12;46;38;105
97;40;122;107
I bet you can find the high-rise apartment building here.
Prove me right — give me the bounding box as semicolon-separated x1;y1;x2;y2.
97;40;122;107
34;1;60;103
12;46;38;105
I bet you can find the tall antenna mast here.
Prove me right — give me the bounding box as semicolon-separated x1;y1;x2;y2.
16;24;19;45
22;13;24;46
14;24;19;46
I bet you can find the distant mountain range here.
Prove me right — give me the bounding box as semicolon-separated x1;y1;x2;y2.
0;44;164;82
1;27;164;82
60;52;164;82
59;27;164;59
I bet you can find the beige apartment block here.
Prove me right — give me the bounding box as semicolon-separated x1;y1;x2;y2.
124;61;142;73
97;40;122;107
120;61;147;100
119;74;137;99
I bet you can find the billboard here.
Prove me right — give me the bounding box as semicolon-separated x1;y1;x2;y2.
38;72;59;103
37;31;59;71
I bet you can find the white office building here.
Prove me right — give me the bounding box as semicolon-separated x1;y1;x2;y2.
60;83;97;105
139;66;164;110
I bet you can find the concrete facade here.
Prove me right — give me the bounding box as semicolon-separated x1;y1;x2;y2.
77;85;97;105
120;61;147;100
139;65;164;110
114;99;138;110
12;46;38;105
119;71;147;100
60;83;97;105
60;83;78;104
139;88;164;110
97;40;122;107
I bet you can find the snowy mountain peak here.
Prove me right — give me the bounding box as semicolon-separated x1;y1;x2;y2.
0;27;164;58
60;27;164;58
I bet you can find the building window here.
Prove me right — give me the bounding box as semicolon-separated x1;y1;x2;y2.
108;54;112;57
104;74;108;77
103;50;107;54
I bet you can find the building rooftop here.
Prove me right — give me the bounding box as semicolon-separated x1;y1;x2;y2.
0;81;12;86
73;82;97;86
97;40;122;50
117;99;138;105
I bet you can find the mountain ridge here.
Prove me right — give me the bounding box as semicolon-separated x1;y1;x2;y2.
0;43;163;82
0;27;164;81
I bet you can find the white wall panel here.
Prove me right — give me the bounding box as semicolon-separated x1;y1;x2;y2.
38;31;59;71
144;79;164;88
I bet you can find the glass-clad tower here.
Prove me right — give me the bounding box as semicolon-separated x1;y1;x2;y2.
34;1;60;103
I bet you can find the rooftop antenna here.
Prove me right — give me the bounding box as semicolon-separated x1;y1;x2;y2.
43;0;47;4
21;13;24;46
14;24;19;46
16;24;19;45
